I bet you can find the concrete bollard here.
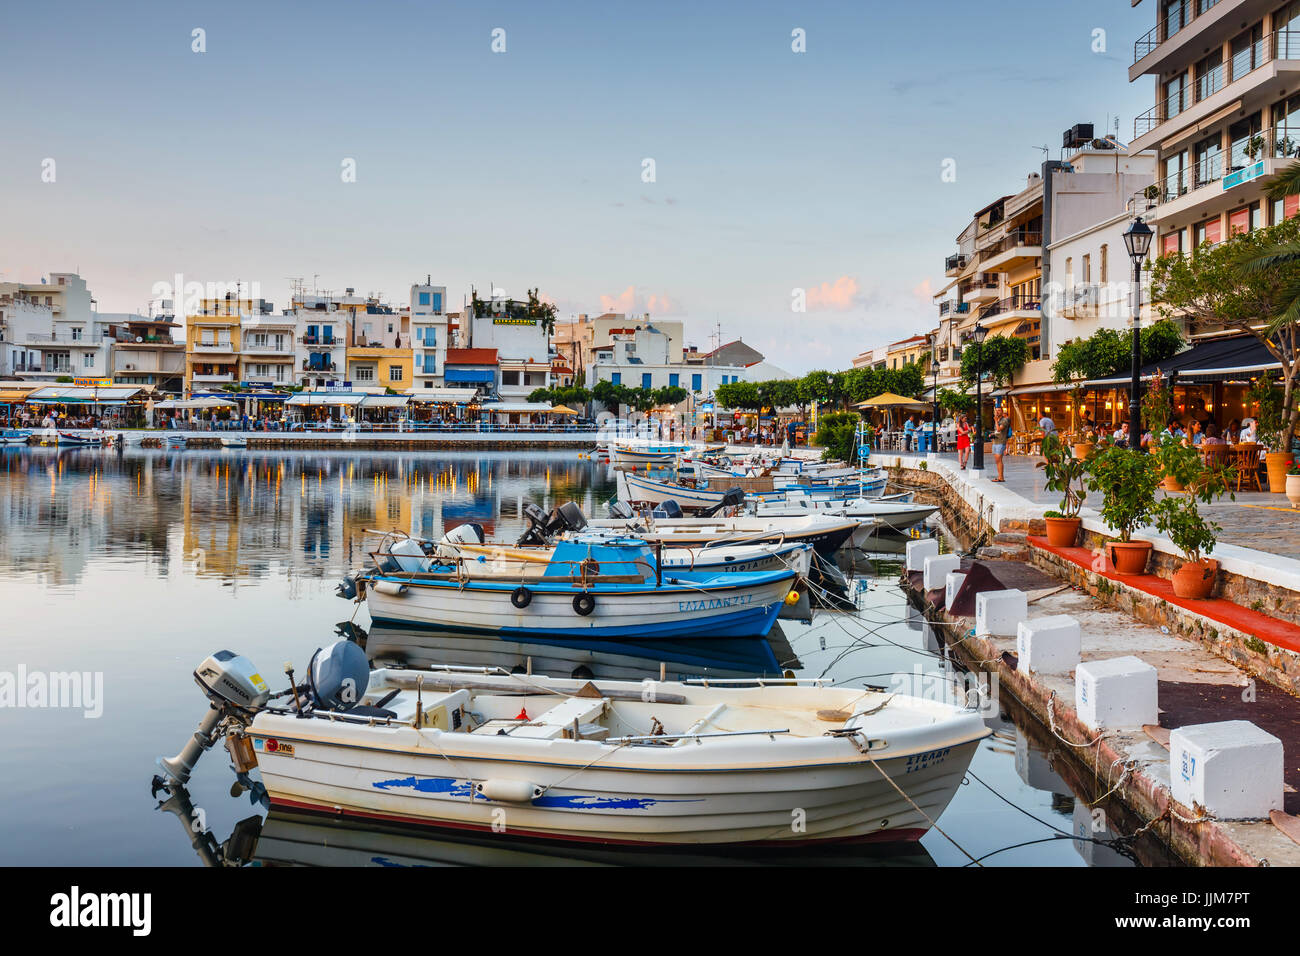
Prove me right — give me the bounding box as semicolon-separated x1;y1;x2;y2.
974;589;1027;637
1016;615;1082;675
1169;720;1283;820
945;571;967;610
1074;656;1158;731
905;538;939;573
923;554;961;592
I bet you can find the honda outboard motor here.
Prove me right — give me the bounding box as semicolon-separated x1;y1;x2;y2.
307;639;370;711
437;522;485;557
652;499;683;519
156;651;270;786
607;499;634;520
697;487;745;518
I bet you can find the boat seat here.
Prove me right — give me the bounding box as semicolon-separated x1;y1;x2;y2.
508;696;610;740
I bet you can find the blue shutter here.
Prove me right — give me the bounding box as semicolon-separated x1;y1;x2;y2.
642;373;652;389
418;292;430;306
432;292;442;312
611;372;621;385
692;374;702;391
669;373;679;388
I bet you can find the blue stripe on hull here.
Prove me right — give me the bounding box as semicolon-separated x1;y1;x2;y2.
370;601;783;640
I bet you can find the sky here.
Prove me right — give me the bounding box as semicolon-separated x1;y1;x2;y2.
0;0;1153;373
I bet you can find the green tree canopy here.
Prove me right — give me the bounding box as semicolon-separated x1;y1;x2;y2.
959;335;1028;389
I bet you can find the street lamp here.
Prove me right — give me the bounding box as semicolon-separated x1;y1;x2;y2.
970;323;989;473
1123;217;1154;443
930;341;940;455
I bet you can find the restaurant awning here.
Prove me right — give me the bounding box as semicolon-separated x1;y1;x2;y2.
1088;335;1280;387
479;401;553;414
358;395;410;409
25;385;145;405
406;388;479;403
445;368;496;384
285;392;365;407
153;397;237;410
856;392;928;409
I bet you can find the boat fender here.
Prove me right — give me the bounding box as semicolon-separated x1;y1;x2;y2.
783;590;800;606
510;586;533;609
572;592;596;616
371;581;408;597
475;779;544;803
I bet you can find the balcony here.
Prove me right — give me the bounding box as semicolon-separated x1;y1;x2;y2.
944;253;967;276
938;299;971;317
1135;29;1300;140
978;229;1042;273
959;275;1000;304
1133;0;1225;67
191;372;235;384
242;342;295;355
979;294;1041;323
26;333;103;347
1142;127;1300;221
192;341;236;353
300;335;340;346
301;360;338;372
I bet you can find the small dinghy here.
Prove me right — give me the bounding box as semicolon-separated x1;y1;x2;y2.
156;641;990;846
0;429;31;445
162;433;189;448
220;435;248;448
359;535;798;639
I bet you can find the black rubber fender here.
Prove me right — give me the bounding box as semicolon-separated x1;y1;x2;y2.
510;586;533;609
572;592;596;616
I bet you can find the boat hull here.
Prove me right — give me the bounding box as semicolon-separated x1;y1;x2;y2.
248;719;983;846
364;574;792;639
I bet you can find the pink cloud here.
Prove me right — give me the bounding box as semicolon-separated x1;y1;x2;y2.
912;278;934;301
598;285;683;315
805;276;860;311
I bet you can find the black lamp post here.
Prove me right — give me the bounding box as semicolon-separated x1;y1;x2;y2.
970;323;989;472
1122;217;1154;443
930;342;940;454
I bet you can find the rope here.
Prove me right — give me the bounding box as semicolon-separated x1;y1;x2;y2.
1047;690;1109;749
864;749;983;866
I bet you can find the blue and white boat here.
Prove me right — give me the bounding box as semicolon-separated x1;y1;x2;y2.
612;441;691;466
0;429;31;445
360;536;797;639
622;470;887;511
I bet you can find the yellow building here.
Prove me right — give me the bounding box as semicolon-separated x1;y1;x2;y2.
184;295;272;394
345;345;412;391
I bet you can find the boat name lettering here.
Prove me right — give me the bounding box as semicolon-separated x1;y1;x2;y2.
904;746;949;773
677;594;754;613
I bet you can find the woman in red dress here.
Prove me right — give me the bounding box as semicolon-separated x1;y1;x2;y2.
956;414;972;469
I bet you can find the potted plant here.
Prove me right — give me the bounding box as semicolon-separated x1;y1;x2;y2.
1152;445;1234;599
1287;459;1300;509
1037;432;1087;546
1073;428;1096;460
1247;374;1289;491
1085;444;1162;574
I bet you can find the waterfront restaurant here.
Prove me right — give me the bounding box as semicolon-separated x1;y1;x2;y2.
406;387;483;424
20;382;152;427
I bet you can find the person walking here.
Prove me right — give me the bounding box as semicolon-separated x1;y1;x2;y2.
956;414;972;470
990;408;1011;482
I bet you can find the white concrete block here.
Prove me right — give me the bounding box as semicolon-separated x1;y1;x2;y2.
905;538;939;572
1074;656;1158;731
1170;720;1283;820
1016;614;1082;676
945;571;967;610
1015;727;1070;796
923;553;961;591
974;589;1027;637
1071;801;1131;867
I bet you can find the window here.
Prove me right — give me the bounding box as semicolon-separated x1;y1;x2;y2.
355;366;375;382
70;327;82;340
1279;2;1300;59
1162;0;1188;38
389;365;403;382
1194;135;1223;186
692;373;702;392
1081;254;1091;283
418;292;430;307
432;292;442;312
611;372;621;385
669;373;679;388
1161;229;1184;255
1230;24;1265;81
1229;113;1263;168
1163;72;1189;121
1229;205;1251;236
1194;217;1223;248
322;325;334;343
1273;193;1300;223
501;370;520;385
83;352;94;368
1100;244;1108;284
642;373;652;389
1194;49;1224;102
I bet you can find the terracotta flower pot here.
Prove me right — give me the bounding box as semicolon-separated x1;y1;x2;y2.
1161;475;1184;492
1073;442;1094;460
1288;474;1300;509
1171;559;1218;600
1266;452;1290;493
1044;516;1082;548
1106;540;1153;575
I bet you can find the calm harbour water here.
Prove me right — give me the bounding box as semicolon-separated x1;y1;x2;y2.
0;447;1167;866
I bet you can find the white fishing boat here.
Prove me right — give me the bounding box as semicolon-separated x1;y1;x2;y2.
0;429;31;445
591;511;860;556
754;494;939;539
621;469;887;512
612;441;690;467
220;435;248;448
157;642;990;846
162;433;189;448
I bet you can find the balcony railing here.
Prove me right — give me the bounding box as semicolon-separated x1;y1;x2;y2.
26;333;104;346
242;343;294;353
300;335;339;346
1136;30;1300;137
1145;128;1300;205
944;253;967;273
301;360;338;372
958;275;1000;297
1134;0;1223;64
983;229;1042;258
938;300;972;317
980;294;1041;321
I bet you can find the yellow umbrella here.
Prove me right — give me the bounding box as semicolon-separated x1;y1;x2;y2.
549;405;580;415
855;392;928;409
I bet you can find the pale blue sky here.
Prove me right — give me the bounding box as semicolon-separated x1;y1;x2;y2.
0;0;1152;372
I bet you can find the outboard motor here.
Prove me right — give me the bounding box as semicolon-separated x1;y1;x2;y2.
697;487;745;518
516;501;552;546
546;501;588;535
607;499;634;520
436;522;485;557
652;499;683;519
156;651;270;786
307;639;370;710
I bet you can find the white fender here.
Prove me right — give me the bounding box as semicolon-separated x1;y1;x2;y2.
371;581;408;597
475;779;544;803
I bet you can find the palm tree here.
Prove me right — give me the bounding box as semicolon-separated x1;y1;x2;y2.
1235;163;1300;326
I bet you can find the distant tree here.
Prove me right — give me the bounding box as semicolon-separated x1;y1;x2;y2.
960;336;1028;390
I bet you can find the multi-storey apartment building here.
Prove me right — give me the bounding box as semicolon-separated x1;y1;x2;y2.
1129;0;1300;258
408;281;448;393
0;273;112;381
185;295;273;393
105;305;185;391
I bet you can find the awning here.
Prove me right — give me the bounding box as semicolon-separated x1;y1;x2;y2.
406;388;480;403
0;389;35;401
445;368;496;384
285;392;365;407
1088;334;1278;387
856;392;927;409
358;395;410;409
1007;382;1077;396
25;385;145;404
549;404;580;415
153;397;237;410
479;401;553;414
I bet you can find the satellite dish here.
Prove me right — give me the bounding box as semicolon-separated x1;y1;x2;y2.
135;336;143;343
